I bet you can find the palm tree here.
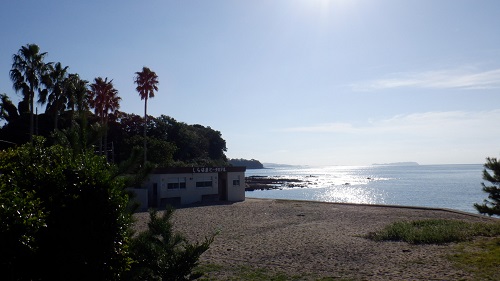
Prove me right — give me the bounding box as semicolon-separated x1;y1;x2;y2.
65;74;90;149
39;62;69;130
134;67;159;164
88;77;121;160
65;73;89;122
0;93;20;123
9;44;52;142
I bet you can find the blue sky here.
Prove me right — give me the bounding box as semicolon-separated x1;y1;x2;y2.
2;0;500;165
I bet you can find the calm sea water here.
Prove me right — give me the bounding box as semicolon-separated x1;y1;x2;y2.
245;164;487;214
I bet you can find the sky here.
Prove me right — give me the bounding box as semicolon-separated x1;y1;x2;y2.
1;0;500;166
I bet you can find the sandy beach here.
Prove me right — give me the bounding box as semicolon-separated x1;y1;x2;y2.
132;198;498;280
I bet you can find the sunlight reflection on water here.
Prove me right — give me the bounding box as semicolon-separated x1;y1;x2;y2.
246;166;391;204
245;164;485;214
313;185;386;205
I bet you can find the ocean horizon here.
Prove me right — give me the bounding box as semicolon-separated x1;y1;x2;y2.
245;163;487;215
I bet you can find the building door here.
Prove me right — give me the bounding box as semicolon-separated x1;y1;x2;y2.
218;172;228;201
151;183;158;208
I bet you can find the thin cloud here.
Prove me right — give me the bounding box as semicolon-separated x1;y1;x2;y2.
282;110;500;137
352;67;500;91
283;122;356;133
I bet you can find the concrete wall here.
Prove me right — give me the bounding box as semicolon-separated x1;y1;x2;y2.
227;172;246;202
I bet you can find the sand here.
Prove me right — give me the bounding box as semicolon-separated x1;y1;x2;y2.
132;198;498;280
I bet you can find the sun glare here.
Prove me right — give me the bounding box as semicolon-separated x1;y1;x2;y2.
305;0;356;10
298;0;359;23
312;0;333;10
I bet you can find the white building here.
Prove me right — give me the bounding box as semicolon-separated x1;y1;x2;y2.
131;166;246;210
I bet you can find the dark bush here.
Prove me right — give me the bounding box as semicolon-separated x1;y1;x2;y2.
0;137;131;280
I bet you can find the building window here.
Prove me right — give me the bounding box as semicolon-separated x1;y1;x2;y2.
196;176;213;188
233;176;241;186
167;177;186;189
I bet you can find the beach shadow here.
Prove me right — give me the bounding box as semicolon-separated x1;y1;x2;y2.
174;200;240;210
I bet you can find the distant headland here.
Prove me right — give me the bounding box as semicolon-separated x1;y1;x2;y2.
229;158;264;169
372;162;419;166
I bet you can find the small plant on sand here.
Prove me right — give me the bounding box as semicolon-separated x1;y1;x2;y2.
126;207;215;281
367;219;500;244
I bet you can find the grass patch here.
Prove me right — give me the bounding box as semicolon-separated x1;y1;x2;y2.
368;219;500;279
196;264;302;281
232;267;300;281
449;237;500;280
196;264;349;281
367;219;500;244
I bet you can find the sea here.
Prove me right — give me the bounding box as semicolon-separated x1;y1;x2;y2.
245;164;488;215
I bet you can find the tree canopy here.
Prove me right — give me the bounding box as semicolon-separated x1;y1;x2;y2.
0;44;229;167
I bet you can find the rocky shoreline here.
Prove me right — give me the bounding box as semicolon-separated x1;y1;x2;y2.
244;176;309;191
244;175;356;191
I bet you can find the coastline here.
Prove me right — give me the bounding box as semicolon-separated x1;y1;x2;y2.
244;164;486;214
133;198;497;280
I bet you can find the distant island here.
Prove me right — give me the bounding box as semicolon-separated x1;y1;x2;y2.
262;163;299;168
229;158;264;169
372;162;419;166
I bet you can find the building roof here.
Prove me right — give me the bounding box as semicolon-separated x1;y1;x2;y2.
151;166;246;174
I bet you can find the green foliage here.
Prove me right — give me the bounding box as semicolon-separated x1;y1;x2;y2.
0;93;19;122
39;62;69;130
367;219;500;244
0;137;131;280
150;115;228;165
0;182;46;265
88;77;121;160
127;208;215;281
9;43;52;141
123;135;176;167
110;113;229;167
475;157;500;216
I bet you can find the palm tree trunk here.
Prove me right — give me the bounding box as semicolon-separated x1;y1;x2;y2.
99;111;104;156
80;109;87;151
104;120;108;161
29;88;34;143
54;113;58;131
143;96;148;165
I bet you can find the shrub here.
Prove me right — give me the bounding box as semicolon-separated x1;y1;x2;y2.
0;137;131;280
0;182;46;280
126;208;215;281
